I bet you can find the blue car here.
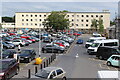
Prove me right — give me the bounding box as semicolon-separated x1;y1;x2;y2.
76;39;83;44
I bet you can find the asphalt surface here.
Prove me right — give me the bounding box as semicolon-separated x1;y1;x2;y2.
13;34;118;79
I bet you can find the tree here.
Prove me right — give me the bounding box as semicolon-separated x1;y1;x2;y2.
2;16;15;22
91;19;98;31
98;18;104;33
43;11;69;32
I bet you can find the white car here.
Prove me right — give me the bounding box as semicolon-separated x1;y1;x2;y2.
31;67;66;79
12;39;25;46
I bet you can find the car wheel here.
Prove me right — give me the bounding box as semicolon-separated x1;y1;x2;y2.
107;61;111;66
62;76;66;80
16;67;19;75
99;56;103;60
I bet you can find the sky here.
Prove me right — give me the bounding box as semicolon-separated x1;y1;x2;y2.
1;2;119;21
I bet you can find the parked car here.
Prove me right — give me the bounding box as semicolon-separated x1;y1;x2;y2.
76;38;83;44
107;55;120;67
43;37;52;43
12;39;25;46
0;58;19;80
42;44;65;53
4;41;15;49
19;49;36;63
31;67;66;79
96;47;120;60
0;50;17;59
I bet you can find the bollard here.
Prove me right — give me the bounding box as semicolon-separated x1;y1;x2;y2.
49;58;50;64
40;64;42;69
35;66;37;74
44;62;45;68
46;60;48;67
28;69;31;79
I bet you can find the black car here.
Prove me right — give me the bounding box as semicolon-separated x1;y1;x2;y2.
96;47;120;60
19;49;36;63
42;44;65;53
0;50;17;59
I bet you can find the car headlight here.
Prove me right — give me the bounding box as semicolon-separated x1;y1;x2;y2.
0;73;4;76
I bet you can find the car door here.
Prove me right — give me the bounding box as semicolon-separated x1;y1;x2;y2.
56;69;64;78
8;61;15;78
49;71;57;79
111;56;120;66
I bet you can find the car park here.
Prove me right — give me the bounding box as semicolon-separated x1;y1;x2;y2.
0;58;19;80
31;67;66;79
18;49;36;63
107;55;120;67
96;47;120;60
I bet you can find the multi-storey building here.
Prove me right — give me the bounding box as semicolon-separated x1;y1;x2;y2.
15;11;110;32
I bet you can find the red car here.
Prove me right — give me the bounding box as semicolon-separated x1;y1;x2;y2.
21;35;30;39
8;32;16;36
0;58;19;80
26;37;36;43
73;33;81;36
55;42;65;47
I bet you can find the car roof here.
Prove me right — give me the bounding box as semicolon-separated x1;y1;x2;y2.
94;39;119;43
43;67;62;71
89;37;106;40
111;55;120;57
99;46;119;49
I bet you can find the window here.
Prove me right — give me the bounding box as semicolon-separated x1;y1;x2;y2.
22;23;24;25
104;42;118;46
101;15;103;17
26;23;28;25
91;15;93;17
86;15;89;17
72;23;74;26
77;15;79;17
96;15;98;17
86;20;88;22
67;15;69;17
44;19;46;21
26;19;28;21
35;23;37;26
81;20;84;22
39;24;41;26
26;15;28;17
31;19;33;21
72;19;74;21
22;19;24;21
35;15;37;17
40;19;41;21
76;24;78;26
51;71;56;77
44;15;46;17
31;23;33;25
56;69;63;75
31;15;33;17
22;15;24;17
35;19;37;21
39;15;41;17
82;15;84;17
77;19;79;21
86;24;88;26
72;15;74;17
81;24;84;26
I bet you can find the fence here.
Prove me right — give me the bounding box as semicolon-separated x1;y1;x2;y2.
28;53;56;78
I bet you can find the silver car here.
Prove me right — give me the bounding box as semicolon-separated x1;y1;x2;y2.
31;67;66;80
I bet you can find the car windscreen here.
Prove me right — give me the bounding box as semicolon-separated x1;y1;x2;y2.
91;43;100;47
21;50;30;54
0;61;9;70
35;70;50;79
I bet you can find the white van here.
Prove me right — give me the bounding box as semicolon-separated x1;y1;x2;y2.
87;39;119;54
97;71;119;80
85;37;106;48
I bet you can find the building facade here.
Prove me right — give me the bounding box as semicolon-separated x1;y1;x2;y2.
15;12;110;32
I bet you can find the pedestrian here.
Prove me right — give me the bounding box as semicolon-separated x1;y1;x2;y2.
18;44;21;52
